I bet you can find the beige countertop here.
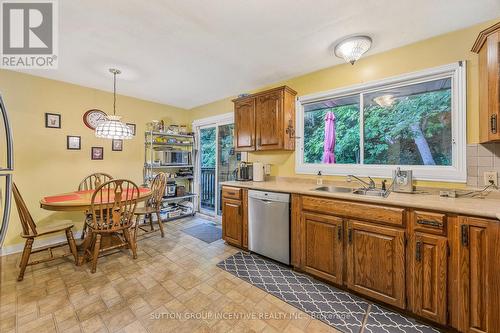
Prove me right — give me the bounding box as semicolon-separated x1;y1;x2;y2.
221;178;500;221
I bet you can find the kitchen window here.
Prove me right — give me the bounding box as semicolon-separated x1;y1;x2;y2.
296;62;466;182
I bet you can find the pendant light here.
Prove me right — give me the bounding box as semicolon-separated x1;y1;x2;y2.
334;35;372;65
95;68;133;139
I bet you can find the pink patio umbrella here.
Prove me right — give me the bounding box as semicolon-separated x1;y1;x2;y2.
322;111;336;164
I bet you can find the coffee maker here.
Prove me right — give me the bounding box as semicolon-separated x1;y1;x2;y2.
235;162;253;181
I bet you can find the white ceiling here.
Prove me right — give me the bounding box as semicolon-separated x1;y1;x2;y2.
19;0;500;109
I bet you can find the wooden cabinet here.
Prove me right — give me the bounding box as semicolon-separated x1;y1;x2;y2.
472;22;500;143
234;98;256;151
411;233;448;324
233;86;297;151
302;212;344;285
221;186;247;248
346;220;406;309
455;217;500;333
222;198;242;246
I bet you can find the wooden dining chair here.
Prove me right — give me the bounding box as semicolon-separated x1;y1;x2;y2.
134;172;167;238
78;172;113;239
81;179;140;273
12;183;78;281
78;172;113;191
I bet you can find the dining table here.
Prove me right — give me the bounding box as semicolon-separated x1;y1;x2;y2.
40;186;153;265
40;187;152;211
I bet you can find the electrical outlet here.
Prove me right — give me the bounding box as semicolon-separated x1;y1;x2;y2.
264;164;271;175
483;171;498;186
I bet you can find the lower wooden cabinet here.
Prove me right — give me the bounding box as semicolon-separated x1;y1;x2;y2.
222;198;243;247
456;217;494;333
411;233;448;324
346;219;406;309
302;212;344;285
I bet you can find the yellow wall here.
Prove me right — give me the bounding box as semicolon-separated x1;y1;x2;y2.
189;18;500;186
1;70;189;247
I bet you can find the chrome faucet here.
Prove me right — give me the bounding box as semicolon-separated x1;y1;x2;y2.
347;175;376;189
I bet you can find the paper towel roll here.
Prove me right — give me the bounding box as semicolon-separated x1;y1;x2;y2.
253;162;265;181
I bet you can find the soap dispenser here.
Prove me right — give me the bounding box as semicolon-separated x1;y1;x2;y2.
316;171;323;185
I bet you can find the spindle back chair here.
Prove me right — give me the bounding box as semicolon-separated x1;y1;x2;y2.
82;179;140;273
13;183;78;281
134;172;167;238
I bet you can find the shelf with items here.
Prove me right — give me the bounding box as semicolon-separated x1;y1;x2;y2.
144;128;197;220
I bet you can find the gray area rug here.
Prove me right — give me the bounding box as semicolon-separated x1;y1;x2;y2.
182;223;222;243
217;252;441;333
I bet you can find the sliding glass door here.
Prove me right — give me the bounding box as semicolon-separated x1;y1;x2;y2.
196;120;237;218
217;124;237;215
199;126;217;214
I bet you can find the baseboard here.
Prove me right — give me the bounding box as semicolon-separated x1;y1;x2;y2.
0;231;82;257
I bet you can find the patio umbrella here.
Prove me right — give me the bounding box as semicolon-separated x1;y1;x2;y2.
322;111;336;164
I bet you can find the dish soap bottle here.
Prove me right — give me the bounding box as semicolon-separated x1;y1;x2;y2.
316;171;323;185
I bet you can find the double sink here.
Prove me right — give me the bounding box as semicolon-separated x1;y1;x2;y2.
314;185;388;197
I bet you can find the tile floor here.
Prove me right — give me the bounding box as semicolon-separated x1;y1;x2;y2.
0;216;340;333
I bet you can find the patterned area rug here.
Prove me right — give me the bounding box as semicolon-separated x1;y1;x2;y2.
182;223;222;243
217;252;441;333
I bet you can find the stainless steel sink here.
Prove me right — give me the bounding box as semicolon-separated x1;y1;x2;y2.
352;188;387;197
313;186;353;193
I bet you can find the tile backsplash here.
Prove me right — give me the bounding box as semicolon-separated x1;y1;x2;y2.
466;143;500;187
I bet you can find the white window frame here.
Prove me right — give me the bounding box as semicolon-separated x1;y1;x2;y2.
295;62;467;182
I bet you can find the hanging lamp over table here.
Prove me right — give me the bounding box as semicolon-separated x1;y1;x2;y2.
95;68;133;140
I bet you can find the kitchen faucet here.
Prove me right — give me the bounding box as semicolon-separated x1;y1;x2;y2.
347;175;376;189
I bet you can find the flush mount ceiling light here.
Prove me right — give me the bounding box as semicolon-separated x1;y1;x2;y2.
334;35;372;65
95;68;133;140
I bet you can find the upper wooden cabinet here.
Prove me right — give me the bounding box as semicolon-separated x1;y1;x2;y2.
472;22;500;143
234;98;256;151
233;86;297;151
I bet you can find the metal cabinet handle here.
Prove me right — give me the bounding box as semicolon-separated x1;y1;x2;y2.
337;225;342;240
461;224;469;246
348;229;352;244
491;114;497;134
416;219;443;228
416;241;422;261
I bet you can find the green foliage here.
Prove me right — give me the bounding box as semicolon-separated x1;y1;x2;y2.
304;104;360;164
200;127;216;167
303;89;452;166
364;89;451;165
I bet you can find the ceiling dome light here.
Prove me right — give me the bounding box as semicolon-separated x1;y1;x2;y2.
95;68;133;140
334;36;372;65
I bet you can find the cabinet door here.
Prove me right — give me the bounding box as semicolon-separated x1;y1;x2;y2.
412;233;447;324
302;212;343;285
222;198;242;247
255;91;283;150
346;220;406;309
457;218;491;333
234;98;255;151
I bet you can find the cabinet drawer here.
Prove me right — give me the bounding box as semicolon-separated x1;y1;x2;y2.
301;196;405;227
222;186;242;200
412;211;446;235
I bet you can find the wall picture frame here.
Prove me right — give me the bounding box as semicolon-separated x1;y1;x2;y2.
126;123;136;135
45;113;61;128
67;136;81;150
112;139;123;151
91;147;104;160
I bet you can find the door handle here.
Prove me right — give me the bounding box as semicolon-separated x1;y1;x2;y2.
461;224;469;247
337;225;342;240
491;114;497;134
348;228;352;244
416;241;422;261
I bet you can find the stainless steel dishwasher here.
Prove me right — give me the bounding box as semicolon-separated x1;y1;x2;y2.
248;190;290;265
